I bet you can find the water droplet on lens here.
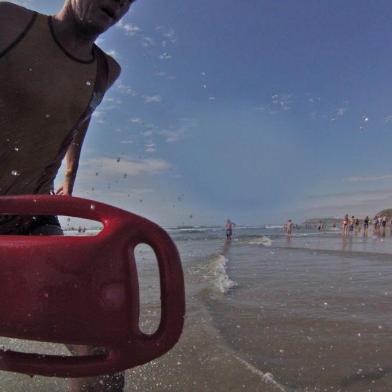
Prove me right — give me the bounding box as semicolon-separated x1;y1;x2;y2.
90;204;96;210
86;80;92;86
11;170;20;176
45;114;51;118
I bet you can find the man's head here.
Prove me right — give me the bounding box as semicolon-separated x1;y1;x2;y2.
64;0;135;35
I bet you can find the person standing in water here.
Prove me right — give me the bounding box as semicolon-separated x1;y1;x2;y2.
286;219;294;237
342;214;349;236
225;219;235;240
363;216;369;236
0;1;137;390
381;216;387;237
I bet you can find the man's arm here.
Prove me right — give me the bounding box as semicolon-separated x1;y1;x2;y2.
56;118;90;196
57;55;121;196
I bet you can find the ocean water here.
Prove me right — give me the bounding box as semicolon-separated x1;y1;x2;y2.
1;227;392;391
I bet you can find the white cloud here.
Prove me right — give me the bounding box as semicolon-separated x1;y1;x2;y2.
116;20;141;36
143;95;162;103
156;26;177;45
141;130;153;137
336;107;347;116
160;128;187;143
115;82;137;96
385;115;392;124
142;36;155;47
92;110;105;124
345;174;392;183
159;52;172;60
129;117;144;124
145;143;157;153
297;188;392;218
79;157;171;179
106;49;119;59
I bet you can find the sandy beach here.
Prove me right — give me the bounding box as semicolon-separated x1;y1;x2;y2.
0;227;392;391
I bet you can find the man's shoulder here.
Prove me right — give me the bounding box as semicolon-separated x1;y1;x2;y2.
0;2;36;51
0;2;35;22
95;45;121;90
104;53;121;90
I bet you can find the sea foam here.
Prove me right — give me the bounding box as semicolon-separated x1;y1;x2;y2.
208;254;238;294
233;355;287;391
248;236;272;247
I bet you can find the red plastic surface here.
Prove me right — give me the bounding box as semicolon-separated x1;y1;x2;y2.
0;195;185;377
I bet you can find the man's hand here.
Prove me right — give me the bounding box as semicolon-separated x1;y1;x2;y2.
56;177;73;196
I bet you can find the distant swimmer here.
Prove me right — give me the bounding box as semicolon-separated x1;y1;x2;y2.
225;219;235;240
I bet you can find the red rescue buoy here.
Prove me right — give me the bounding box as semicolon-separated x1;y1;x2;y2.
0;195;185;377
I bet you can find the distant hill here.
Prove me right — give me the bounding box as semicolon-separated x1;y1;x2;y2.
376;209;392;218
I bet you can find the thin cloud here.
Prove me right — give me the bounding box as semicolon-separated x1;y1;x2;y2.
116;20;141;36
92;110;105;124
79;157;171;179
345;174;392;183
385;115;392;124
145;143;157;153
160;127;189;143
106;49;119;58
116;82;138;96
142;36;155;47
129;117;144;124
143;95;162;103
159;52;172;60
156;26;177;45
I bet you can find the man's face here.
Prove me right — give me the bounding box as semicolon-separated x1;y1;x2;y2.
70;0;134;34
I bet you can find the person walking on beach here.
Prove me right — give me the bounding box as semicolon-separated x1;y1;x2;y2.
381;216;387;237
317;220;323;231
373;216;380;236
342;214;349;236
355;217;360;234
286;219;294;237
363;216;369;236
0;0;136;390
349;216;355;234
225;219;235;240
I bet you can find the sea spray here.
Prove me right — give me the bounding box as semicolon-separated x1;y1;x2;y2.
248;236;273;247
207;254;238;294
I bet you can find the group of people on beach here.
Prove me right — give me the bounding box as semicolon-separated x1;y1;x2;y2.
342;214;392;237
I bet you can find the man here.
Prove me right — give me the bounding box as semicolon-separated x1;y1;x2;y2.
286;219;293;237
225;219;235;240
0;0;136;390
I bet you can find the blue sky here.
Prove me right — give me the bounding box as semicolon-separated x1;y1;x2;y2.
11;0;392;226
